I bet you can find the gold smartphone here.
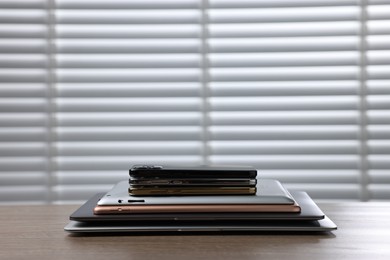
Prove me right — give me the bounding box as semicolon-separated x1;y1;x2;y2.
128;186;257;196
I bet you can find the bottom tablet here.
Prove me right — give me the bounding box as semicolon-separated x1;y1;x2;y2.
64;216;337;233
65;190;337;233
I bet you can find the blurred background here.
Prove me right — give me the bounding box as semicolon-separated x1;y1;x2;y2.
1;0;390;204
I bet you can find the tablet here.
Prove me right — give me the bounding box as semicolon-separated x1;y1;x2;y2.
97;179;295;206
65;216;336;233
70;191;324;222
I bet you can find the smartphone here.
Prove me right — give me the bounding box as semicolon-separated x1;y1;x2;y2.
129;178;257;187
128;186;257;196
129;165;257;179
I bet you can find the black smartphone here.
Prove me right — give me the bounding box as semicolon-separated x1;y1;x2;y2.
129;165;258;179
128;186;257;196
129;178;257;187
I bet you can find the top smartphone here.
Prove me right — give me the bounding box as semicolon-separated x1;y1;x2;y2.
129;178;257;187
129;165;258;179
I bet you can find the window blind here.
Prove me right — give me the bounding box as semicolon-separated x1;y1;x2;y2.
0;0;49;204
207;0;363;200
0;0;389;204
367;0;390;199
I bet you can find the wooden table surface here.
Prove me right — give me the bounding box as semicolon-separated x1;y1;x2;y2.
1;202;390;260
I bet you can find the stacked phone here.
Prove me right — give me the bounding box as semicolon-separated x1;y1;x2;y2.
65;165;337;233
128;165;258;196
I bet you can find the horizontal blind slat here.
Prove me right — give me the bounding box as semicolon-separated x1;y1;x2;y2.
56;68;201;82
0;143;47;157
211;81;359;96
0;0;46;9
55;98;201;112
210;36;359;52
369;0;390;5
368;51;390;65
209;6;359;23
210;52;359;67
0;10;47;23
368;140;390;154
211;111;359;125
56;39;201;53
367;20;390;34
368;184;390;200
0;69;47;82
0;54;47;68
210;125;360;140
56;171;127;185
0;99;47;112
210;155;360;169
0;84;47;97
368;111;390;124
368;35;390;50
0;114;47;127
368;126;390;139
56;0;201;9
0;187;47;203
56;25;201;38
55;156;203;171
56;126;202;141
0;128;47;142
210;96;359;110
0;39;47;53
0;24;47;38
56;54;201;68
210;140;359;154
56;141;202;156
56;10;201;24
0;157;47;171
286;184;360;200
367;80;390;94
56;112;202;126
367;95;390;109
209;22;359;37
258;170;359;183
0;172;47;186
211;66;359;81
210;0;359;8
56;83;201;97
368;5;390;19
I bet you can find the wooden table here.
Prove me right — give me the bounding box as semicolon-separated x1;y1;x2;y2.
1;202;390;260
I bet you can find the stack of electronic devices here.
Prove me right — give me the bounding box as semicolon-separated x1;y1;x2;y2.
128;165;258;196
65;165;337;233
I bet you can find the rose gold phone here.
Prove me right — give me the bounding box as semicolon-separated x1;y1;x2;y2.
93;202;301;215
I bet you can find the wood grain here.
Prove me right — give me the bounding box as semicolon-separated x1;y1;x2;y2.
0;203;390;260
